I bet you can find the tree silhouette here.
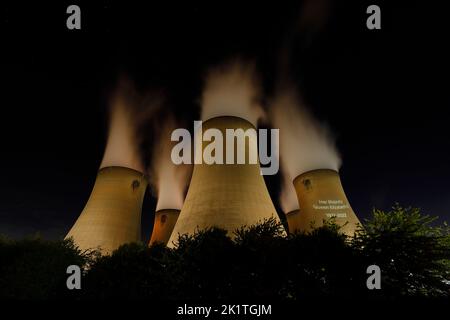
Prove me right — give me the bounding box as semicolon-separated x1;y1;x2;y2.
0;204;448;300
352;204;450;297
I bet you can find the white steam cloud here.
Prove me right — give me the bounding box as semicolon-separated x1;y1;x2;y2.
100;87;144;173
270;85;341;210
150;115;191;211
280;171;300;213
201;60;265;126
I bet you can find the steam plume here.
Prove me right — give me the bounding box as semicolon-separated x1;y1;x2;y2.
280;171;300;213
273;0;336;213
201;60;265;126
270;85;341;194
149;114;191;211
100;84;144;173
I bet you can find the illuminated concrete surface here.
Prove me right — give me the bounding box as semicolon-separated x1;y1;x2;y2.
293;169;361;236
285;209;301;234
65;166;147;254
149;209;180;246
168;116;283;246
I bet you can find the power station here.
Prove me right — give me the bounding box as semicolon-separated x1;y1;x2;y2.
65;166;147;254
167;116;283;246
292;169;361;236
66;119;360;253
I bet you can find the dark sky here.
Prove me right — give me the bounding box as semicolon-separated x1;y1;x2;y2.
1;1;449;240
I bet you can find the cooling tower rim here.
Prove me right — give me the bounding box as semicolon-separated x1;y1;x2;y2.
98;166;148;180
285;209;300;216
155;208;181;214
203;115;255;129
293;168;339;184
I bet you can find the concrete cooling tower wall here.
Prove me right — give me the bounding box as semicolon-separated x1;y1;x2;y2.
285;209;301;234
65;166;148;254
168;116;283;246
149;209;180;246
293;169;361;236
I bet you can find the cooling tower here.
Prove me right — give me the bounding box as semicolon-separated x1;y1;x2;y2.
168;116;282;246
285;209;301;234
66;166;148;254
149;209;180;246
293;169;360;236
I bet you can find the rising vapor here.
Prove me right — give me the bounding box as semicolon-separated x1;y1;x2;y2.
270;85;341;209
280;170;300;213
100;83;144;173
201;60;265;126
149;114;191;211
272;0;338;213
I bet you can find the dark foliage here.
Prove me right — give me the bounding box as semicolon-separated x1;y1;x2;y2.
0;205;449;300
0;236;95;299
351;204;450;297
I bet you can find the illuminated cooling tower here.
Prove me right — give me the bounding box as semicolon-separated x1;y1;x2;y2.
66;166;148;254
293;169;360;236
168;116;282;246
285;209;301;234
149;209;180;246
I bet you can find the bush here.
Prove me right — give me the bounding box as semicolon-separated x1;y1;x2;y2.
0;204;448;300
352;204;450;297
0;236;95;299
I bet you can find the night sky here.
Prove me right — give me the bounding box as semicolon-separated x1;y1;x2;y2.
1;1;449;240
